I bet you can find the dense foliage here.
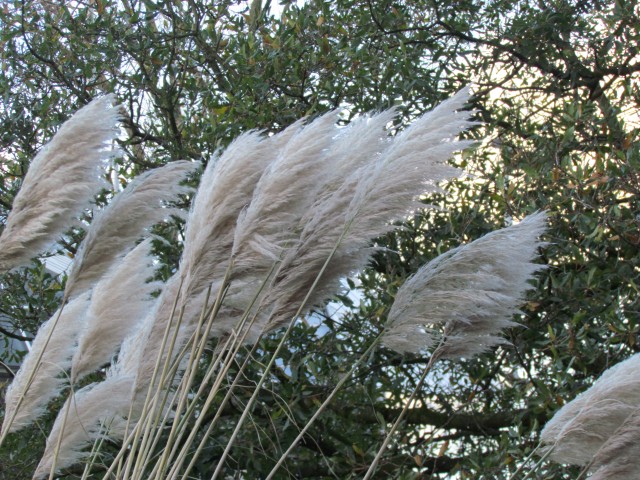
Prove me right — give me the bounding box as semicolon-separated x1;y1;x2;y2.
0;0;638;478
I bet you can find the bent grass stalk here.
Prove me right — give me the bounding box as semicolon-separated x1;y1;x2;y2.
129;315;196;480
148;334;237;480
162;312;266;479
506;443;542;480
210;226;352;480
169;312;272;480
265;332;384;480
125;313;187;480
135;264;256;479
148;306;238;479
106;330;196;480
362;343;444;480
176;344;260;480
520;444;555;480
144;285;216;479
133;307;239;480
48;380;75;480
104;282;184;480
135;262;233;479
156;267;277;479
80;418;113;480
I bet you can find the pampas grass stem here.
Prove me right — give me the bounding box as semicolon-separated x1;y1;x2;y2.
166;311;272;479
505;443;542;480
159;264;276;478
118;282;186;480
265;332;384;480
211;225;351;479
79;417;114;480
161;265;279;479
521;445;556;480
149;286;215;479
47;385;75;480
160;318;266;479
362;340;444;480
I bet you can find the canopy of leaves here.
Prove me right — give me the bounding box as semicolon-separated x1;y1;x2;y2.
0;0;638;479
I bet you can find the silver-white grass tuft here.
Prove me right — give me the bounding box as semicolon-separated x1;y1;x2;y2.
205;109;412;339
1;293;91;434
589;408;640;480
382;211;547;358
231;112;338;271
0;95;120;272
33;375;133;480
264;88;476;333
179;126;300;302
540;353;640;466
128;274;207;405
64;160;199;299
70;238;161;383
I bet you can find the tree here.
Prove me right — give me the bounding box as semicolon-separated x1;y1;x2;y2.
0;0;638;478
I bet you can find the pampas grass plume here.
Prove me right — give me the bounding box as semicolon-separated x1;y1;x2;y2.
33;376;133;479
180;122;302;302
540;353;640;466
589;409;640;479
64;160;198;298
382;211;547;357
264;89;475;333
70;238;161;383
1;293;91;434
0;95;120;272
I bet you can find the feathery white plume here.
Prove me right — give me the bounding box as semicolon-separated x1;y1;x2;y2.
382;211;547;357
210;109;396;339
33;376;133;480
589;409;640;479
128;274;207;408
1;293;91;433
540;353;640;466
265;89;475;332
70;238;160;383
180;124;300;303
34;275;190;476
0;95;120;272
64;160;198;298
231;112;338;271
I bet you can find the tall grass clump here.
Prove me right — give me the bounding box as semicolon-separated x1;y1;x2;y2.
0;88;556;479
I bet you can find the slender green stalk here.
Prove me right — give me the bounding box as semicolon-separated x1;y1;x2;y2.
266;333;383;480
